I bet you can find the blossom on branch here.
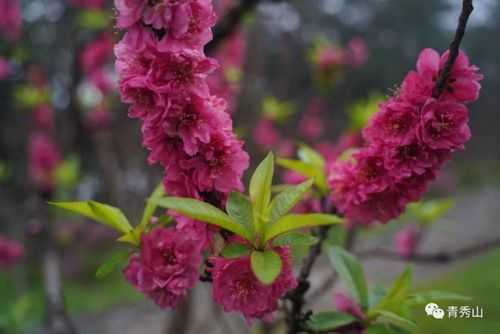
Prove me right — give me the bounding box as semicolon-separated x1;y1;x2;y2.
329;48;482;225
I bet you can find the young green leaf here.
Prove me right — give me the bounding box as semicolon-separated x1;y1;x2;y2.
372;267;412;312
137;183;166;234
221;243;251;259
306;311;357;332
264;213;343;242
249;152;274;233
95;252;130;279
250;250;282;285
153;197;251;240
327;246;369;310
374;310;417;332
88;201;132;234
276;158;328;194
49;201;132;234
268;179;313;223
272;232;319;247
298;145;325;169
407;290;471;304
226;192;255;240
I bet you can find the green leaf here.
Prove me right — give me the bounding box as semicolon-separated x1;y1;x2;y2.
137;183;166;234
226;192;255;240
95;252;129;279
366;323;402;334
264;214;343;242
221;243;251;258
272;232;319;247
77;9;110;30
327;246;369;310
269;179;313;223
49;201;132;234
249;152;274;233
276;158;328;194
411;198;455;224
153;197;251;240
307;311;357;332
375;310;417;332
408;290;471;304
250;250;282;285
298;145;325;169
372;267;412;312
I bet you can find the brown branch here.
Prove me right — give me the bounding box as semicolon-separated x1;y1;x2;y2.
358;237;500;264
432;0;474;97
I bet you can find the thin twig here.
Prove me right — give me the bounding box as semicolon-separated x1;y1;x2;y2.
432;0;474;97
357;237;500;264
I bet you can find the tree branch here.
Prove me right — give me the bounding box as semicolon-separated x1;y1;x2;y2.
206;0;261;54
432;0;474;97
357;237;500;264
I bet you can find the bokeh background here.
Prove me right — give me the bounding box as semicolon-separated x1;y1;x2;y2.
1;0;499;333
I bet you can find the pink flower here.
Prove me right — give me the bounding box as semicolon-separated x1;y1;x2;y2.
394;226;419;258
158;0;216;51
123;227;203;309
317;45;345;70
253;119;281;150
347;37;369;68
418;99;470;151
403;48;482;103
147;47;217;97
211;247;297;321
334;292;365;319
0;0;22;41
162;95;232;155
33;105;55;130
0;235;24;269
183;132;249;194
81;33;114;74
299;113;324;141
28;132;62;193
0;57;10;80
114;0;145;28
329;48;481;225
363;99;418;146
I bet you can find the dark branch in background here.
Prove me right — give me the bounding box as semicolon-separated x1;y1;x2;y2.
433;0;474;97
358;237;500;264
206;0;261;54
285;225;330;334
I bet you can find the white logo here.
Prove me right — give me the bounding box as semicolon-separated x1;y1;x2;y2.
425;303;445;320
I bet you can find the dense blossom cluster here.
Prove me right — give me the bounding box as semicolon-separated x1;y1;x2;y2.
0;235;24;269
211;245;297;322
123;227;202;308
115;0;266;314
329;49;482;224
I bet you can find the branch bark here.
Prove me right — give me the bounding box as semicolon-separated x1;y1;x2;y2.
432;0;474;97
357;237;500;264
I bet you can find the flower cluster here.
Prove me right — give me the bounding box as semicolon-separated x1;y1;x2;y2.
0;235;24;269
114;0;248;203
116;0;251;310
329;49;482;224
310;37;368;87
124;227;202;308
211;246;297;322
0;0;22;41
